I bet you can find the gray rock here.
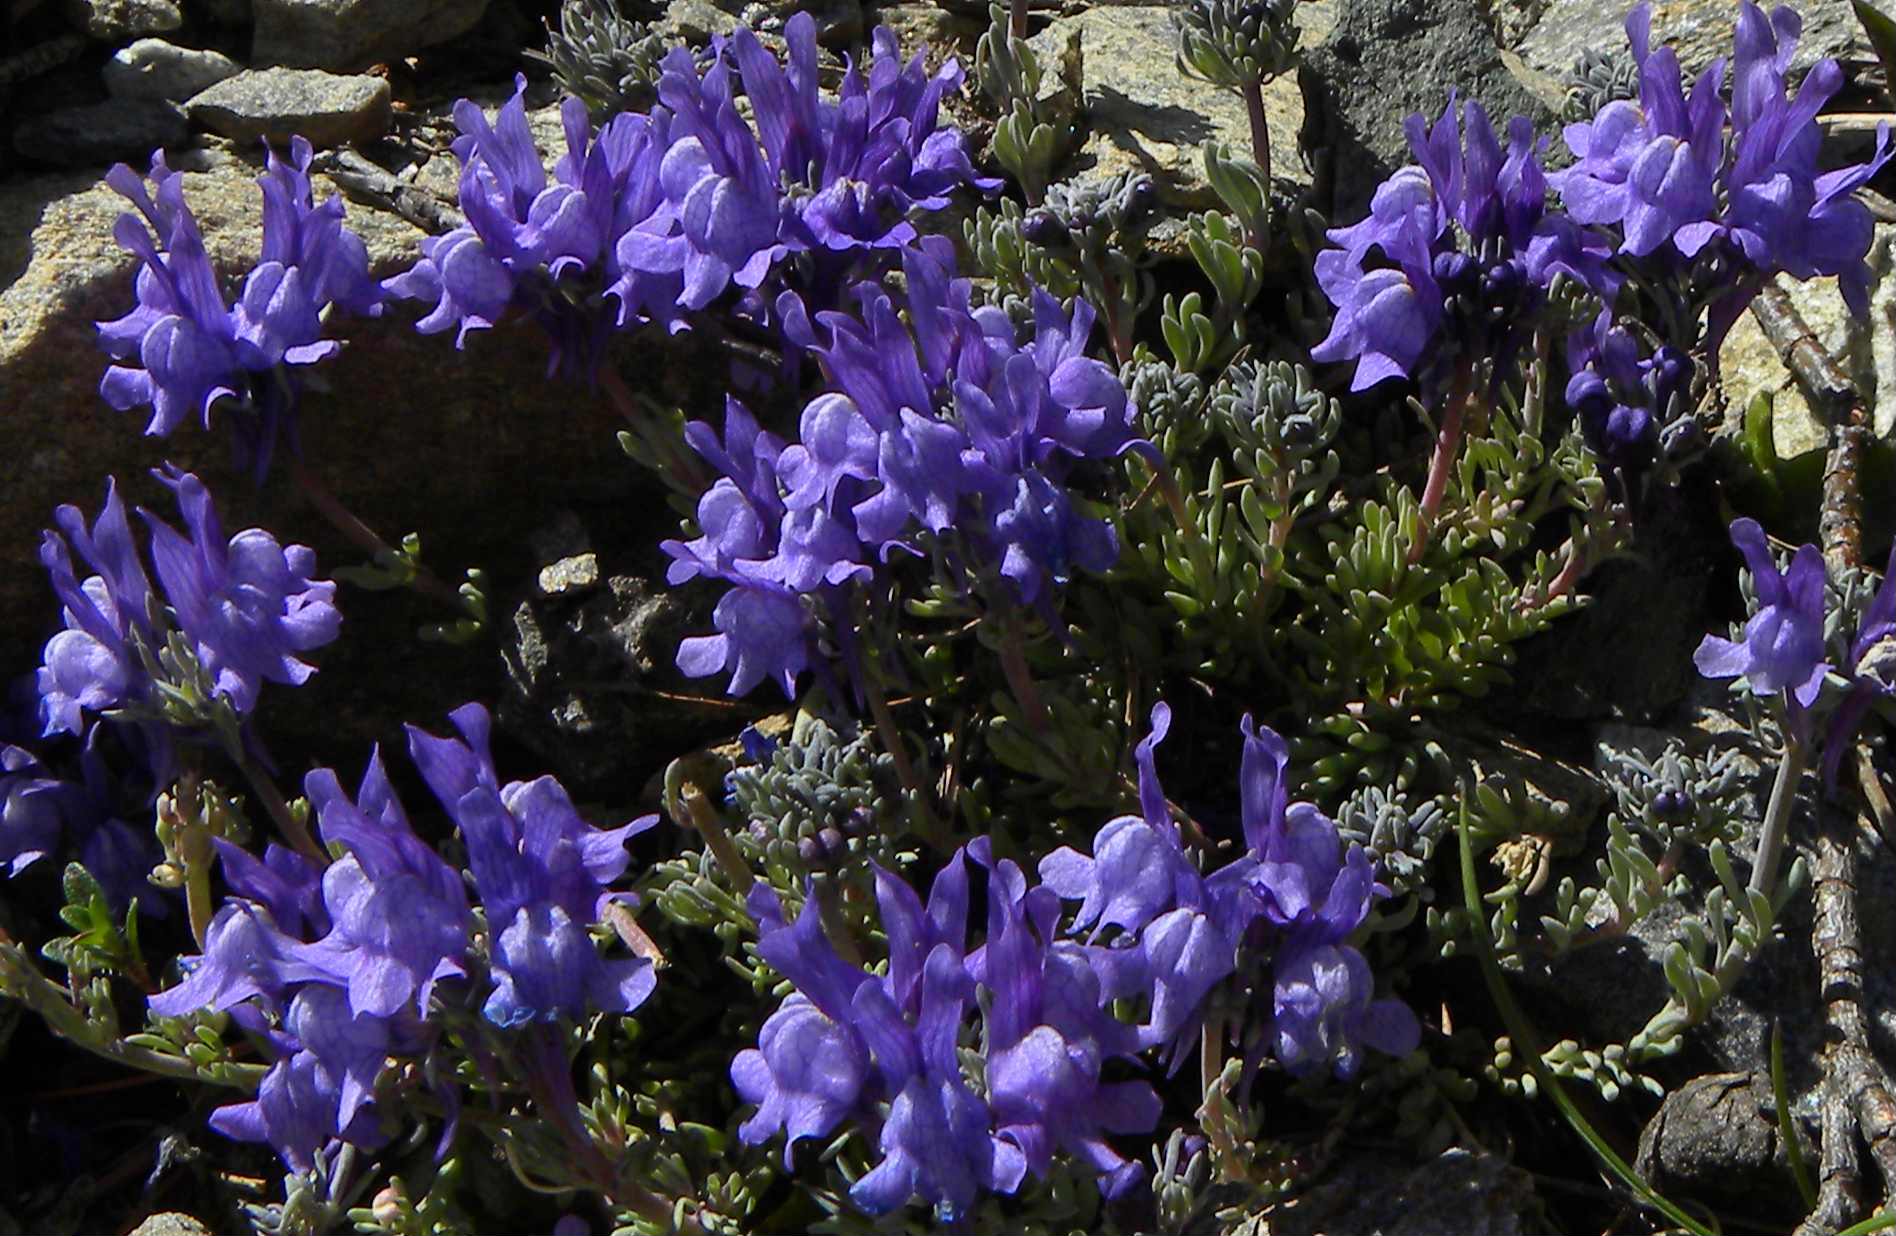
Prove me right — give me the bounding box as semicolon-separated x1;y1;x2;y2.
252;0;490;70
1718;223;1896;458
500;530;726;795
651;0;741;43
1515;0;1869;89
11;98;188;167
63;0;181;39
1258;1148;1538;1235
104;38;242;102
1299;0;1555;218
186;67;392;149
1024;5;1311;209
1636;1072;1814;1220
198;0;253;24
128;1215;213;1236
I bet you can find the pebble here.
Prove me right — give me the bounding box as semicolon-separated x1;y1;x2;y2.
186;67;393;149
104;39;242;103
63;0;181;39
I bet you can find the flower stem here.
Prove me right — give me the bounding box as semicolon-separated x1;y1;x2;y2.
291;462;466;611
679;784;756;894
1410;370;1473;563
599;362;710;495
1749;728;1808;898
1009;0;1028;41
1240;77;1272;243
234;750;327;868
862;670;948;852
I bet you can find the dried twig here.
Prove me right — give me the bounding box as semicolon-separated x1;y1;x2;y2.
1763;278;1896;1236
309;148;464;237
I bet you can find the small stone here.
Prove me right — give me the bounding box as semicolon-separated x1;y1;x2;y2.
129;1216;213;1236
11;98;189;167
537;553;601;598
652;0;740;43
104;39;242;102
186;67;392;149
1025;6;1310;210
252;0;491;71
63;0;181;39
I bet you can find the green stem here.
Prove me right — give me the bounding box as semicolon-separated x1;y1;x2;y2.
1750;729;1808;898
234;749;327;868
0;941;264;1090
1457;801;1716;1236
1411;369;1473;563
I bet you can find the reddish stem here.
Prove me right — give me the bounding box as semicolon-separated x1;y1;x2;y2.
291;462;466;611
1410;371;1473;564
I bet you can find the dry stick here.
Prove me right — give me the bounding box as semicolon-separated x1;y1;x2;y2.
1761;279;1896;1236
290;461;467;611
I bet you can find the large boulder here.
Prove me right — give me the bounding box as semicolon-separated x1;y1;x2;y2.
251;0;491;71
184;67;393;149
1514;0;1872;86
1299;0;1559;219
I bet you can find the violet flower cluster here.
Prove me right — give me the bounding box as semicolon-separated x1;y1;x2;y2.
1310;96;1609;393
733;842;1156;1219
665;239;1140;698
387;14;994;377
1554;3;1892;351
34;468;339;746
732;706;1416;1217
1043;704;1418;1080
1312;1;1889;476
145;703;656;1170
98;140;384;479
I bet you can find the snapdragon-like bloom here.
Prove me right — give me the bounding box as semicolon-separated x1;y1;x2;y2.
151;701;655;1171
36;471;338;739
667;241;1142;698
1312;98;1608;391
36;478;159;738
141;468;341;718
296;751;472;1018
1240;716;1419;1077
1553;3;1892;350
406;703;656;1026
1040;703;1260;1065
618;14;996;319
386;78;670;373
98;140;383;478
1695;517;1829;708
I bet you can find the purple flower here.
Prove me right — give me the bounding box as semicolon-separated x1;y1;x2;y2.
208;986;402;1172
1553;3;1892;350
148;901;331;1018
98;145;381;477
972;845;1158;1202
1563;316;1694;468
1552;6;1727;256
36;479;160;738
1314;98;1610;391
405;703;657;1025
215;838;327;939
1270;941;1421;1079
618;15;995;320
0;744;69;877
294;751;472;1019
1039;703;1261;1065
730;993;872;1165
387;78;664;376
36;471;337;739
1694;517;1829;708
141;468;340;718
